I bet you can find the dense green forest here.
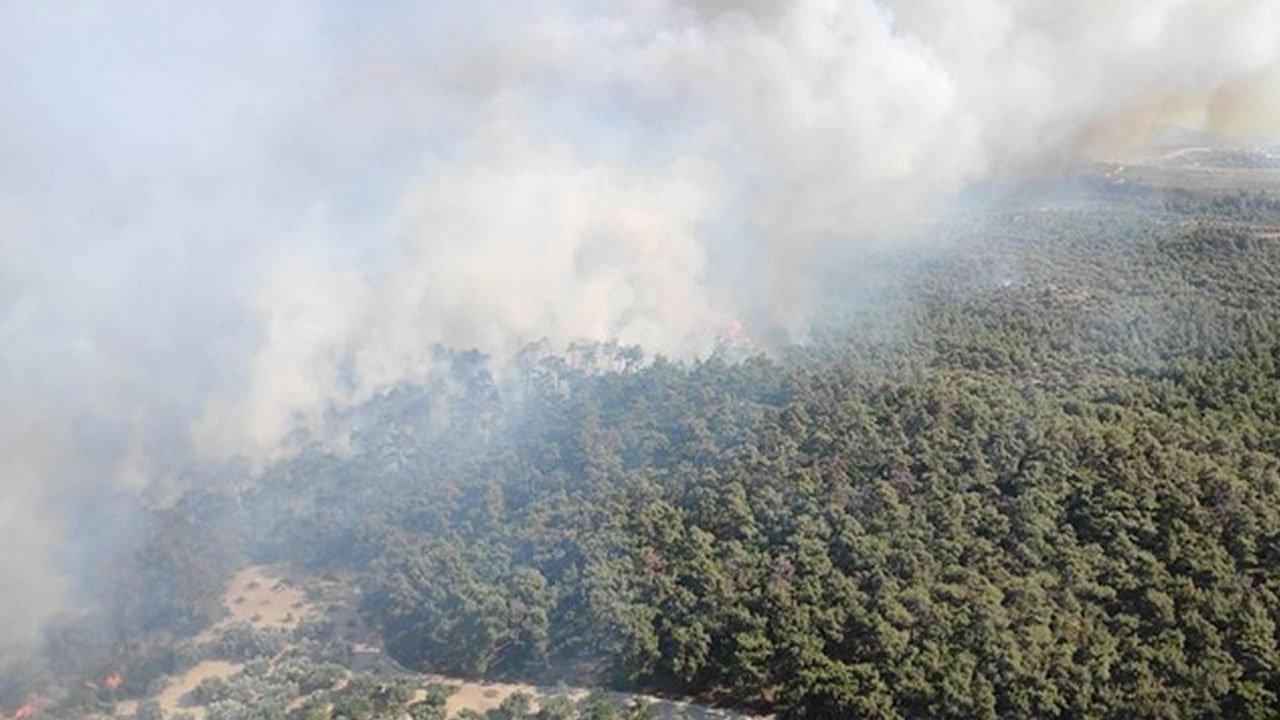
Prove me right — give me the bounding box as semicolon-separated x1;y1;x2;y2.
11;185;1280;719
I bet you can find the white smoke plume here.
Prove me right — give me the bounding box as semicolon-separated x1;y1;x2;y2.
2;0;1279;645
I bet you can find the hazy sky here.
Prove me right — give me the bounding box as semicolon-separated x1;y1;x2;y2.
2;0;1279;649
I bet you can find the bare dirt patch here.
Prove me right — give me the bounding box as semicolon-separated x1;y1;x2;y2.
419;675;764;719
201;565;317;639
422;676;552;717
117;566;308;718
157;660;241;719
1096;162;1280;192
114;661;240;720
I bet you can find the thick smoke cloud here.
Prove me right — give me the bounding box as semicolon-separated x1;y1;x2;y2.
1;0;1279;648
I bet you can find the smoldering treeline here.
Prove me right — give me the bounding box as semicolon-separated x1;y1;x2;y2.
1;0;1279;654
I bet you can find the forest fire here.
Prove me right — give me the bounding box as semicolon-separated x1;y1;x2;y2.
3;1;1280;719
9;697;50;720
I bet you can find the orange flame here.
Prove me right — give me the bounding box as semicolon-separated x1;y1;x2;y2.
11;697;50;719
104;672;124;691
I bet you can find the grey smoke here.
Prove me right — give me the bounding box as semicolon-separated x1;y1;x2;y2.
2;0;1279;649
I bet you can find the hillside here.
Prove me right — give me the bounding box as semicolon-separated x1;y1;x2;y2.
9;180;1280;719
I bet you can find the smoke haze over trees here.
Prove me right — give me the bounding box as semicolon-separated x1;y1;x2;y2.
4;2;1280;718
11;187;1280;718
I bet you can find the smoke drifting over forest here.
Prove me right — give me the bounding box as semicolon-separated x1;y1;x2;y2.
2;0;1279;653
